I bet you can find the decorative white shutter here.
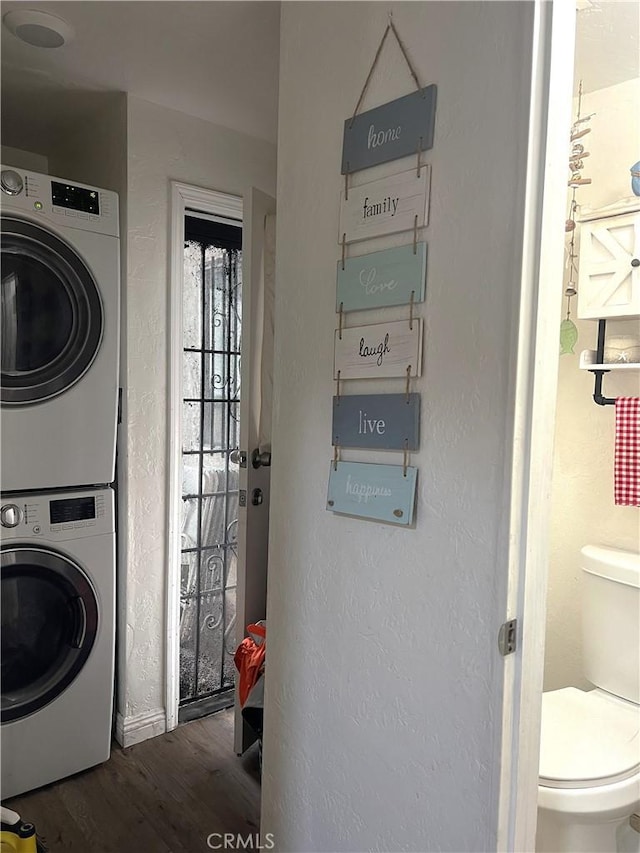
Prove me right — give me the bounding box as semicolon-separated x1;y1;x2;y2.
577;206;640;319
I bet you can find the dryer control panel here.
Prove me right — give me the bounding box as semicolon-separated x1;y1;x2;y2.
0;488;115;539
0;165;119;238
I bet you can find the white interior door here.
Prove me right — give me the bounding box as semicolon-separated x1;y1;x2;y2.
234;188;276;754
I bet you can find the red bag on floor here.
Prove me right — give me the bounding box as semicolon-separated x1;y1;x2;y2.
234;623;266;707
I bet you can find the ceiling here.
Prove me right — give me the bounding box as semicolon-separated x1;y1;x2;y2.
1;1;637;157
1;1;281;151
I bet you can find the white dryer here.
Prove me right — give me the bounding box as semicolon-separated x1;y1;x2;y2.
0;487;115;798
0;166;120;492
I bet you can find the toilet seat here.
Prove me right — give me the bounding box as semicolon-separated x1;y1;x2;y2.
539;688;640;789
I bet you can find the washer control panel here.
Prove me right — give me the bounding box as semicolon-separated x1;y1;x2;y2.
0;488;114;539
0;164;119;238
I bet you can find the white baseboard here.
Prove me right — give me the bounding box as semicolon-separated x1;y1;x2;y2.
115;708;167;748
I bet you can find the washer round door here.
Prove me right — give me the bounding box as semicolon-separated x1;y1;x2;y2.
1;546;99;723
0;216;104;405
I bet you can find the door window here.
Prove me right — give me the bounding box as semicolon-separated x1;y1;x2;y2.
0;217;103;405
1;547;98;722
179;214;242;722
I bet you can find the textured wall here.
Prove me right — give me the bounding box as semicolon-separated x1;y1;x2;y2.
263;3;534;850
1;146;48;173
120;97;276;722
46;93;128;198
545;77;640;692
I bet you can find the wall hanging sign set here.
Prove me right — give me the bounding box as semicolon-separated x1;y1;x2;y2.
326;15;437;527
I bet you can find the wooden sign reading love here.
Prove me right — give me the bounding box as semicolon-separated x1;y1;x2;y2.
336;243;427;313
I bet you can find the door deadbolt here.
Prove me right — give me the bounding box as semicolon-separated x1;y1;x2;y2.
251;488;264;506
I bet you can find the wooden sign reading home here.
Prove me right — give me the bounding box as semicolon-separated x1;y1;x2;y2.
334;318;423;380
332;393;420;450
336;243;427;312
327;460;418;526
339;166;431;244
341;86;437;174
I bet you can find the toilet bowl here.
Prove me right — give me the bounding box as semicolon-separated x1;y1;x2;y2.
537;688;640;852
536;546;640;853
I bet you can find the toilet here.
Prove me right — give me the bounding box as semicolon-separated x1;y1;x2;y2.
536;545;640;853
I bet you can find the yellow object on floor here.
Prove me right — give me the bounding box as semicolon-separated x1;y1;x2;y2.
0;807;43;853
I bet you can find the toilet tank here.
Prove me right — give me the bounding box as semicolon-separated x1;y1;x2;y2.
581;545;640;704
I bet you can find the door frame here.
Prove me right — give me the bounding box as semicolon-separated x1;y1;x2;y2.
233;188;276;755
166;181;243;732
497;1;576;849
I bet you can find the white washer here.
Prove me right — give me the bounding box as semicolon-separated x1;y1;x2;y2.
0;166;120;492
0;487;115;798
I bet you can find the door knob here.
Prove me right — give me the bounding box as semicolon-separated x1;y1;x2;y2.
230;449;247;468
251;448;271;469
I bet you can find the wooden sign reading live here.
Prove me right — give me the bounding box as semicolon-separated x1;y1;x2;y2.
339;166;431;244
341;87;437;174
332;393;420;450
334;318;423;380
336;243;427;313
327;460;418;526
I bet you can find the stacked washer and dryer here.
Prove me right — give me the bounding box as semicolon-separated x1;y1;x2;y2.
0;166;119;798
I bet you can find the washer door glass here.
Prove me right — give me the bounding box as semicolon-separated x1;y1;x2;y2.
0;216;103;405
1;546;99;723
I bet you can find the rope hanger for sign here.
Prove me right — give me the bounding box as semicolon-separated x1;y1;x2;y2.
344;13;426;199
349;13;426;131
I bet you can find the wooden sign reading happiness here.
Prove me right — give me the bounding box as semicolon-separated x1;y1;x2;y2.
327;460;418;526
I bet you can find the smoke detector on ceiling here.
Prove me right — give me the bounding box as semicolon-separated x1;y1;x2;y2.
3;9;75;48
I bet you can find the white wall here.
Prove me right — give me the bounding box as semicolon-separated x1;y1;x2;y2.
1;146;48;173
46;93;128;199
544;77;640;692
117;96;276;737
263;3;534;850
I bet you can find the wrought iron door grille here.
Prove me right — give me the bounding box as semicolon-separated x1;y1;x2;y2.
179;215;241;716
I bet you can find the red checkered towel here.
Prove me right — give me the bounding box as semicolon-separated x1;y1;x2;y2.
615;397;640;506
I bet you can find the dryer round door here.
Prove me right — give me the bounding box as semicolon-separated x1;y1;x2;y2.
0;216;104;405
1;545;99;723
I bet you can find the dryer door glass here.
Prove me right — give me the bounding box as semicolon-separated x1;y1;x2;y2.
0;217;104;405
0;547;99;723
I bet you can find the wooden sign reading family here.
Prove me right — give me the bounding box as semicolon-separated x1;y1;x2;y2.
327;460;418;526
341;86;437;174
332;393;420;450
336;243;427;312
334;318;423;380
339;166;431;244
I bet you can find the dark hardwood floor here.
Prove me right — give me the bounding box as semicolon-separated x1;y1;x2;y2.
4;709;261;853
